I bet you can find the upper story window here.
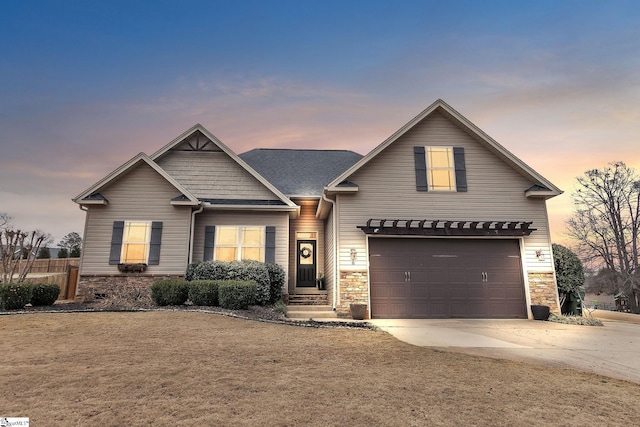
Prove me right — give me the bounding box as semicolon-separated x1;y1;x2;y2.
215;226;265;262
414;146;467;192
121;221;152;263
426;147;456;191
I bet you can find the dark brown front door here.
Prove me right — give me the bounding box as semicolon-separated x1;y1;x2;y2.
369;238;526;319
296;240;316;287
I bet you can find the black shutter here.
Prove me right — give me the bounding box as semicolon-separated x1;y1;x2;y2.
109;221;125;265
265;226;276;264
453;147;467;192
414;146;428;191
204;226;216;261
148;222;163;265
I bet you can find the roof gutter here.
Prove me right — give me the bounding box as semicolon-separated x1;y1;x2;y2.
321;192;338;311
188;204;205;264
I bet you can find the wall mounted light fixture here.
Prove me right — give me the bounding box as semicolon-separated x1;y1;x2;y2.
350;248;357;264
535;249;545;261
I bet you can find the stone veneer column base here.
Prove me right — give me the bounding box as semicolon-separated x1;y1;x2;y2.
528;271;560;314
338;270;369;319
76;274;183;302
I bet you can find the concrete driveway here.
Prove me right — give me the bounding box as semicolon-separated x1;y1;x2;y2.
369;318;640;383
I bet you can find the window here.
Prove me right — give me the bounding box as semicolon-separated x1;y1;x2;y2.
426;147;456;191
215;226;265;262
121;221;151;263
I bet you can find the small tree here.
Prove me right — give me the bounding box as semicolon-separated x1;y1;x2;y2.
552;243;585;314
58;232;82;258
1;228;51;283
37;247;51;259
57;248;69;258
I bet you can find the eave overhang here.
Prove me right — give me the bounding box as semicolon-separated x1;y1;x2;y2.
201;199;300;218
358;219;537;237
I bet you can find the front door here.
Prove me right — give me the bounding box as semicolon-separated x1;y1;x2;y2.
296;240;316;287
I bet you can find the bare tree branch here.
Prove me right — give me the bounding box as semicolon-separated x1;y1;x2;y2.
567;162;640;313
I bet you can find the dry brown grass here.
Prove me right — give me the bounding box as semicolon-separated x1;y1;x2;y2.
1;311;639;426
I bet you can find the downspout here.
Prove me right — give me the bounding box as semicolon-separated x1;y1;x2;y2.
78;204;89;271
322;192;338;311
188;204;205;265
76;204;89;300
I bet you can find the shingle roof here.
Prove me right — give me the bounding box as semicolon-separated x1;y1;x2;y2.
239;149;363;197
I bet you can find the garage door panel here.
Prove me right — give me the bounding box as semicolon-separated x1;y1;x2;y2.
370;238;526;319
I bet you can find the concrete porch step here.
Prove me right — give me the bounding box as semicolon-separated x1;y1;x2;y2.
288;294;329;306
286;305;337;319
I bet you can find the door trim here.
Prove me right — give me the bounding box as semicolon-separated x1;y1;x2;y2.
296;239;317;288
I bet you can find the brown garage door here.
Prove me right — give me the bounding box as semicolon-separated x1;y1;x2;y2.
369;238;526;319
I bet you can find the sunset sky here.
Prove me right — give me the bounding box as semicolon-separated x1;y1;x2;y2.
1;1;639;246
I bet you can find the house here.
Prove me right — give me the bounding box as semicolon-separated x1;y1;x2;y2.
73;99;562;319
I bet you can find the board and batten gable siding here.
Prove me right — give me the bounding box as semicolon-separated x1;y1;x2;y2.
288;201;325;293
156;151;280;200
336;111;555;273
80;163;192;275
192;210;290;278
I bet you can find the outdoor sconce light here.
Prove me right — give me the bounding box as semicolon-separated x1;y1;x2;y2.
350;248;357;264
535;249;545;261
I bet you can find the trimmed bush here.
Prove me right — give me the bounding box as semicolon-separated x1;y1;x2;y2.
218;281;257;310
30;284;60;306
151;279;189;306
188;280;219;306
185;262;200;281
265;263;285;304
0;283;33;310
191;260;271;305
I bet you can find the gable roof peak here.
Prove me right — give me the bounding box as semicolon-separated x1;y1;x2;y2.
325;99;562;197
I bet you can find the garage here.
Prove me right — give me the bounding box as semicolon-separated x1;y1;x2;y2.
369;238;526;319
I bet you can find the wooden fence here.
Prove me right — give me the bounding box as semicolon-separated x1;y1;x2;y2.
1;258;80;274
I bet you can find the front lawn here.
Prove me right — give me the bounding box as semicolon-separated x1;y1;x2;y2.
1;312;638;426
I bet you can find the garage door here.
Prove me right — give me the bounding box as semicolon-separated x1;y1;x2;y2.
369;238;526;319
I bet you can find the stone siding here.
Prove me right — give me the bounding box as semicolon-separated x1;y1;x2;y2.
528;271;560;314
338;270;369;318
76;274;183;302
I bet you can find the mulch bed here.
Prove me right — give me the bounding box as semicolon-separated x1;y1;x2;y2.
0;300;374;329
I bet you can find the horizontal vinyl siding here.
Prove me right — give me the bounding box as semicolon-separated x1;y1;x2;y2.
288;202;324;292
192;210;290;279
324;208;335;304
337;111;555;273
81;163;191;275
157;151;280;200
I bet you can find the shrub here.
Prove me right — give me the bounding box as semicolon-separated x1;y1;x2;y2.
265;263;285;303
188;280;219;306
184;262;201;281
30;283;60;306
151;279;189;306
548;313;603;326
218;281;257;310
191;261;229;281
274;299;287;315
191;260;271;305
0;283;33;310
552;244;585;315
